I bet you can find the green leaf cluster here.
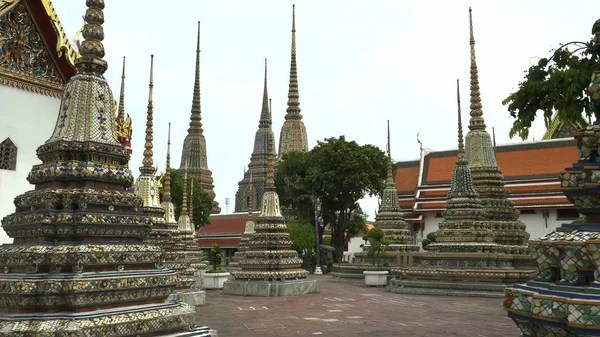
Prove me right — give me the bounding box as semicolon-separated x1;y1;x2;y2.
159;170;213;230
422;231;436;250
275;136;387;262
286;219;316;251
504;40;598;140
364;227;389;268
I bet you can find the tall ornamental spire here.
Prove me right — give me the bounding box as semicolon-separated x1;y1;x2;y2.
259;58;270;126
141;55;155;174
468;7;486;132
182;162;189;217
463;8;530;251
189;21;203;134
385;120;393;185
114;56;133;154
456;79;466;162
178;21;220;213
163;123;172;202
74;0;107;74
234;59;277;212
117;57;126;123
278;4;309;157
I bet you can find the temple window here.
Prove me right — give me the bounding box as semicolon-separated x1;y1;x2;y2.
0;138;17;171
556;208;580;220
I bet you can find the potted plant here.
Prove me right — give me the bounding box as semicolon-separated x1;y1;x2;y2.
362;228;390;286
203;244;230;289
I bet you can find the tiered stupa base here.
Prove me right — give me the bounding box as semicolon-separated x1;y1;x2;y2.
223;278;318;297
331;246;418;283
0;299;206;337
386;251;537;298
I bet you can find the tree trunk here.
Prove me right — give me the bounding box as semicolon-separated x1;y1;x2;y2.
331;228;345;263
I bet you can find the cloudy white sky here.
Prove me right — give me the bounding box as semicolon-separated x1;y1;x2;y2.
52;0;597;219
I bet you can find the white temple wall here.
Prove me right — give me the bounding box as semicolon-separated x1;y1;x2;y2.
0;85;60;244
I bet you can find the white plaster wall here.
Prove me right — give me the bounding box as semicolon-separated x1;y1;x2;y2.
0;85;61;244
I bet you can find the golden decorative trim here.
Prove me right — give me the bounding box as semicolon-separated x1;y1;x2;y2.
0;72;61;97
40;0;77;68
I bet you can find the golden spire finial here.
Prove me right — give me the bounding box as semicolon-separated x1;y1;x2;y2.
116;56;126;124
285;4;302;121
140;55;155;174
188;21;204;134
456;79;468;166
163;122;172;202
182;161;189;216
75;0;108;74
386;120;394;186
467;7;486;132
259;58;271;126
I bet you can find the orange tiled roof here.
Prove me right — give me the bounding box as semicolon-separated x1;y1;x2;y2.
199;214;251;235
198;238;241;248
395;161;420;193
423;140;578;184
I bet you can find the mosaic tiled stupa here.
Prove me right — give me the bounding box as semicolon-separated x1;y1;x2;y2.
332;121;418;281
223;106;317;296
229;176;256;270
0;1;213;335
234;60;277;212
504;19;600;336
179;22;220;214
278;4;309;158
464;8;531;261
387;80;536;297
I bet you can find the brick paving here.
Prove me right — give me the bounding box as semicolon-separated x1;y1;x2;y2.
196;275;520;337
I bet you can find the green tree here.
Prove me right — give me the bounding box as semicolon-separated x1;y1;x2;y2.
275;151;314;221
503;34;598;140
286;219;316;270
307;136;387;262
159;170;212;230
275;136;387;263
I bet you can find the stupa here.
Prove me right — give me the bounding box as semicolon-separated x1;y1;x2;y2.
229;174;256;270
0;1;213;335
278;4;309;158
463;8;531;261
387;80;536;297
332;121;419;281
223;97;317;296
234;60;277;212
179;22;220;214
504;19;600;336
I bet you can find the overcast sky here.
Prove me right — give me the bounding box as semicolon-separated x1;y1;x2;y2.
52;0;597;220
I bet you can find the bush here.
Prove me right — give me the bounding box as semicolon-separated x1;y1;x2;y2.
421;238;432;250
208;244;228;273
322;235;332;246
426;232;436;242
365;228;389;268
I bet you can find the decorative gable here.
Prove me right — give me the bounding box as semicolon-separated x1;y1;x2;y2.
0;0;76;97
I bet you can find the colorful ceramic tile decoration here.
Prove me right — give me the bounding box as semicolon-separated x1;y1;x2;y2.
0;1;213;335
504;18;600;337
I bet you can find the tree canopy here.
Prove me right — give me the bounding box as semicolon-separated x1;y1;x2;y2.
503;37;598;140
275;136;387;262
159;170;213;230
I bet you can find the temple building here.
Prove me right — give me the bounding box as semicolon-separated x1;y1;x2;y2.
278;4;309;158
0;0;212;334
0;0;78;244
234;60;277;212
179;22;220;214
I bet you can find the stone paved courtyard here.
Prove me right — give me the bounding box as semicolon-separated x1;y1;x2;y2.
196;275;520;337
